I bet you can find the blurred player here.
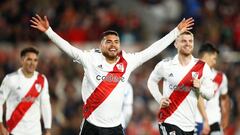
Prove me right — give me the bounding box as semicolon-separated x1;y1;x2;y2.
195;43;230;135
121;81;133;129
0;47;52;135
148;31;215;135
30;14;194;135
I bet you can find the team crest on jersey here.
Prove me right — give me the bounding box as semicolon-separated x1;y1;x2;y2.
116;63;124;72
192;72;199;79
35;83;42;92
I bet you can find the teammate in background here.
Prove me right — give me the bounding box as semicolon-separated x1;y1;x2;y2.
121;81;133;129
147;31;215;135
195;43;230;135
0;47;52;135
196;96;211;135
30;14;194;135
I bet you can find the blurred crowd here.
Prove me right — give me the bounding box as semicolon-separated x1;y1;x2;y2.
0;0;239;134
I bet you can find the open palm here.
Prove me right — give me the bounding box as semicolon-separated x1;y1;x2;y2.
30;14;49;32
177;18;194;33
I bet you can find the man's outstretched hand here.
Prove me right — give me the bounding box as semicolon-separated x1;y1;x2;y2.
177;18;194;33
30;14;49;32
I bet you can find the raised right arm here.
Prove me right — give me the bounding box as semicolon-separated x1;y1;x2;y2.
44;27;84;60
30;14;85;62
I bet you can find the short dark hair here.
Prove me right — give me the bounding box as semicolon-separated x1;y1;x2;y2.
198;43;219;58
100;30;119;40
20;47;39;57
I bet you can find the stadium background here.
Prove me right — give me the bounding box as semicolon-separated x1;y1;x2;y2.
0;0;239;134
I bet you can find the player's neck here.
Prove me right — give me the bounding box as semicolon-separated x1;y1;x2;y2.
106;57;119;64
21;69;34;78
178;54;192;66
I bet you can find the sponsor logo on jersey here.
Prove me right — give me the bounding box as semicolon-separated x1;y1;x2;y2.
169;84;195;92
20;96;37;103
96;75;125;82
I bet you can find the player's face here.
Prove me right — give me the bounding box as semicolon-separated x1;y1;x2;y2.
21;52;38;74
175;34;194;56
100;34;120;60
202;52;218;68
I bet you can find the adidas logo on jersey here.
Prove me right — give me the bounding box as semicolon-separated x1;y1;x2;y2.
17;86;21;90
98;65;103;69
168;73;174;77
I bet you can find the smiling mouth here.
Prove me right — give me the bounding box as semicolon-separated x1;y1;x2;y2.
184;46;192;49
109;48;117;52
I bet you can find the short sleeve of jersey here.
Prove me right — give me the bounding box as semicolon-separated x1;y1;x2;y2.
220;73;228;95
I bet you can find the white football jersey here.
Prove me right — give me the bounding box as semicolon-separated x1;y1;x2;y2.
45;26;180;127
0;69;52;135
148;55;214;131
121;82;133;128
195;69;228;125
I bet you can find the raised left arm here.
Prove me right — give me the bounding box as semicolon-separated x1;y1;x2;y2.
131;18;194;69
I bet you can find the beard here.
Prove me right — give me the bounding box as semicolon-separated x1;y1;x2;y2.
179;48;193;56
102;51;119;61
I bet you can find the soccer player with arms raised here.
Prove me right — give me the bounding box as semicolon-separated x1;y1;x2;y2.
30;14;193;135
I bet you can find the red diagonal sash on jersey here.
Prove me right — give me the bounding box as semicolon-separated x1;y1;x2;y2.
213;72;223;94
6;74;44;132
159;60;205;122
83;52;127;119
